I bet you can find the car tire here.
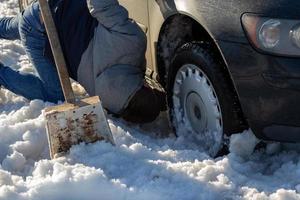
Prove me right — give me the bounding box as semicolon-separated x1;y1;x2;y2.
167;41;245;157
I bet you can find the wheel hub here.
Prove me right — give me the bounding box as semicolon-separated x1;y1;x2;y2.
185;92;207;133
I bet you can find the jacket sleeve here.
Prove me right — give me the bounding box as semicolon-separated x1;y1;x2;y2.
86;0;130;30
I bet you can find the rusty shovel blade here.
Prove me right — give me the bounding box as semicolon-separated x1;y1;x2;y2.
44;96;114;159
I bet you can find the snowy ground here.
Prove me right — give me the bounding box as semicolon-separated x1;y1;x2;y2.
1;1;300;200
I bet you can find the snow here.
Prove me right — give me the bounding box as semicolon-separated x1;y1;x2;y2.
229;130;259;158
0;1;300;199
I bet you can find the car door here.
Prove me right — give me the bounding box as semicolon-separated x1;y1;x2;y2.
119;0;153;70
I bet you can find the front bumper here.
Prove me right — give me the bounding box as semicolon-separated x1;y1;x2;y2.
218;40;300;142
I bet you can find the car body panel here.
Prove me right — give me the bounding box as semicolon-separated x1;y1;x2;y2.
145;0;300;71
119;0;153;68
219;40;300;137
132;0;300;140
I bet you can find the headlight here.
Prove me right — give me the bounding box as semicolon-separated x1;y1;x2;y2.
290;25;300;49
242;14;300;57
259;19;281;49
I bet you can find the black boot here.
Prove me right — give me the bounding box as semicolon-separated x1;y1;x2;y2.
121;83;167;124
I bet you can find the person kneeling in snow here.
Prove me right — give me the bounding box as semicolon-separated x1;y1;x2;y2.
0;0;166;123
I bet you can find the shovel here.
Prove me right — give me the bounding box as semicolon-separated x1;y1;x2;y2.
39;0;114;159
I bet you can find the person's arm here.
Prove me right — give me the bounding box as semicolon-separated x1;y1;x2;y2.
86;0;129;30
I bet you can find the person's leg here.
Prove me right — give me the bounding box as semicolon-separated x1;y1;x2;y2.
0;15;21;40
0;3;63;103
0;62;52;101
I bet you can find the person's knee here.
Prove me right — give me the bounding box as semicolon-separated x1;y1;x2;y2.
18;3;44;44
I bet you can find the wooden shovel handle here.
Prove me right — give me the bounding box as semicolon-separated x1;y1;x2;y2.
38;0;75;103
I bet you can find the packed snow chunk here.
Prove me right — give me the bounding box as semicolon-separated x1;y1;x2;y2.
12;130;48;160
0;99;48;163
269;189;300;200
25;160;155;200
71;82;88;97
241;187;269;200
0;89;24;106
210;174;233;191
229;130;259;157
0;170;13;186
2;152;26;172
1;100;46;125
0;169;26;200
109;122;136;146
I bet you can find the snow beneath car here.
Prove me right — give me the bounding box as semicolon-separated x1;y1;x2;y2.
0;1;300;199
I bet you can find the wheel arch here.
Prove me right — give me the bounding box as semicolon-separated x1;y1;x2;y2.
155;12;248;129
156;12;231;87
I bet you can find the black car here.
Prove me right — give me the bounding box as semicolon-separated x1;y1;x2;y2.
20;0;300;156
